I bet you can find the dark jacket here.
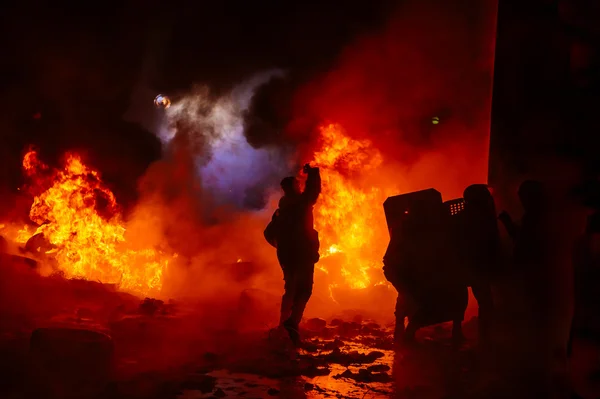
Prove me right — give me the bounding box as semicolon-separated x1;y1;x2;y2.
275;167;321;266
456;206;501;280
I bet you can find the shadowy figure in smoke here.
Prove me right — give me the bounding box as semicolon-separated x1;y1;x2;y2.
457;184;501;346
572;211;600;336
264;163;321;347
498;180;571;396
499;180;552;321
570;211;600;399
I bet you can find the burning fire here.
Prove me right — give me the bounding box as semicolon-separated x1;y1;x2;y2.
310;124;394;290
6;124;395;300
15;151;172;297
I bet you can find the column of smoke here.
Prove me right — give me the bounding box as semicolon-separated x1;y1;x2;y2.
125;70;292;312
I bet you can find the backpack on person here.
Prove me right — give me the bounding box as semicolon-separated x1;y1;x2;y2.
264;210;279;248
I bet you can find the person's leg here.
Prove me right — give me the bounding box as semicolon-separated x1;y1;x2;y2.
452;320;464;346
287;266;314;328
279;267;295;326
471;280;494;342
452;286;468;345
404;318;419;342
393;294;406;342
284;265;314;346
400;284;420;343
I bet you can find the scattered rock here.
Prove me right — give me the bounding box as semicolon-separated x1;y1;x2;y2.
329;319;344;327
25;233;54;255
138;298;174;316
304;382;314;391
319;348;385;366
367;364;391;373
300;365;331;378
214;387;226;398
338;322;362;338
322;338;345;351
305;318;327;332
333;368;392;383
267;387;280;395
365;322;381;330
359;336;395;350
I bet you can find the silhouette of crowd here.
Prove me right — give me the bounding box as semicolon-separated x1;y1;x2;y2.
265;163;600;397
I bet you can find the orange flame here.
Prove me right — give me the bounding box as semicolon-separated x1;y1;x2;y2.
310;124;394;290
22;149;47;176
18;151;171;297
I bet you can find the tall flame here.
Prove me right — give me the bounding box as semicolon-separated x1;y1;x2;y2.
14;125;396;299
310;124;394;289
18;151;171;297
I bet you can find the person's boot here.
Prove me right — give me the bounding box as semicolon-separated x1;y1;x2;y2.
401;321;418;346
283;320;302;347
393;319;406;344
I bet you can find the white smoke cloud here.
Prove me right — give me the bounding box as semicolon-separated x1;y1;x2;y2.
154;70;291;209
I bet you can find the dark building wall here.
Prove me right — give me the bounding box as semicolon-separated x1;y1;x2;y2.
489;0;600;211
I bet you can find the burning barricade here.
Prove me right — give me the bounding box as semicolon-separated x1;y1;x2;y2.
3;149;173;299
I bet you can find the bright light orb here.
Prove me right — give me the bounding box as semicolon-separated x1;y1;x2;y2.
154;94;171;109
432;116;440;125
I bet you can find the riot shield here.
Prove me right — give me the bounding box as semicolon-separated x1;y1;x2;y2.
383;190;468;328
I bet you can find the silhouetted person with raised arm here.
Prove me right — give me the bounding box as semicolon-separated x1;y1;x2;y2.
266;163;321;347
458;184;500;345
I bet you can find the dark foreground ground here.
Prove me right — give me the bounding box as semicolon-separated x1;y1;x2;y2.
0;256;563;399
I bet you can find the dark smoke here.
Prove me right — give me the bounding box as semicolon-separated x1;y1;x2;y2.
244;0;497;185
243;75;299;149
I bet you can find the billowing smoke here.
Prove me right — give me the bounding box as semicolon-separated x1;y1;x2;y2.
245;0;498;200
82;0;496;317
156;70;292;210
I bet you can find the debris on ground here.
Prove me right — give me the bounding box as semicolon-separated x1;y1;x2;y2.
304;317;327;332
310;347;386;367
0;259;489;399
333;368;393;383
138;298;176;316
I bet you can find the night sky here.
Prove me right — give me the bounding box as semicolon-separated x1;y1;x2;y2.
0;0;396;205
1;0;598;212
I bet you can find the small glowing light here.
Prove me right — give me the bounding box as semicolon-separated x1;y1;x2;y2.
236;258;242;263
432;116;440;125
328;244;341;254
154;94;171;109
